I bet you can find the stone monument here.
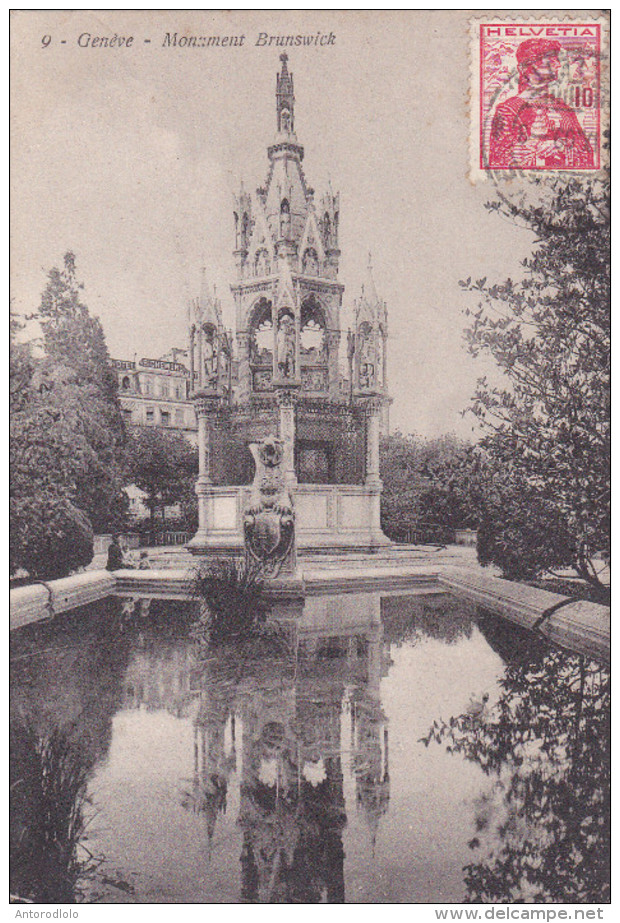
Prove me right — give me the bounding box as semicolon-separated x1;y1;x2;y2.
187;55;391;558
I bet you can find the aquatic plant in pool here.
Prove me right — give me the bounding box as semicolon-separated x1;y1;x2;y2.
191;559;269;646
10;722;100;904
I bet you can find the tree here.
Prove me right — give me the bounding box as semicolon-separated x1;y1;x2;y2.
380;431;428;538
123;426;198;525
380;431;486;541
463;170;610;596
9;326;95;578
10;253;127;579
37;252;127;532
415;435;487;534
9;332;93;579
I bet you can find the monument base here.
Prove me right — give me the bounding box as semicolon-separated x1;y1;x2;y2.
188;483;391;557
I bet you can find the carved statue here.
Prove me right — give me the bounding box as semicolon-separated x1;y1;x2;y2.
243;436;295;577
277;314;296;379
203;331;218;380
359;328;376;389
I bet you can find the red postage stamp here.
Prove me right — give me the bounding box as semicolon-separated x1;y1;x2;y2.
472;19;604;175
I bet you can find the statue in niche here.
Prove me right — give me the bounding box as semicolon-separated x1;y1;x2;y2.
277;315;296;379
203;332;218;381
243;435;295;577
359;328;376;389
302;249;319;276
255;249;270;277
219;349;229;385
280;200;291;239
281;108;291;133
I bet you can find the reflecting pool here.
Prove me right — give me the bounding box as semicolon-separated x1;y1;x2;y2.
10;591;610;904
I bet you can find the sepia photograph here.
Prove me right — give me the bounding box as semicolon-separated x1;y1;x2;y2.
9;9;610;910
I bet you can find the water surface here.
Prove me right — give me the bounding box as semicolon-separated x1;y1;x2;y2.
10;591;610;904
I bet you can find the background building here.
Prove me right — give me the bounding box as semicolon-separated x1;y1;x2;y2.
112;350;197;444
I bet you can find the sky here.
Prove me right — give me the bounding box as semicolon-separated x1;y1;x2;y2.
10;9;539;439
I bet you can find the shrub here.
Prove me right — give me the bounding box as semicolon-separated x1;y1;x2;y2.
10;494;94;581
191;559;267;646
477;494;576;582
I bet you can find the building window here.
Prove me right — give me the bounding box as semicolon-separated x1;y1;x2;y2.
175;409;185;426
160;380;169;398
175;383;184;399
123;408;133;423
160;410;171;427
146;408;155;424
143;378;152;396
121;376;131;390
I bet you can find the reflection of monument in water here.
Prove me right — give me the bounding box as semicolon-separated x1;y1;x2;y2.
117;592;477;902
189;594;391;903
187;54;391;556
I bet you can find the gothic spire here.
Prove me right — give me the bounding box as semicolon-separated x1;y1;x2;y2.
197;267;222;330
364;252;379;306
276;52;295;133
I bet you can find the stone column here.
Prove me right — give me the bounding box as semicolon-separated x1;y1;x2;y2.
197;326;204;389
382;331;388;390
294;312;301;384
276;389;297;487
363;397;385;541
327;329;341;399
227;333;233;396
365;399;382;487
347;329;355;401
236;331;251;402
189;325;196;394
215;331;221;383
272;304;279;381
191;395;222;546
197;411;211;484
193;404;210;544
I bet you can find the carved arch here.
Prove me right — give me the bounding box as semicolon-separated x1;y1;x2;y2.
300;294;327;358
248;297;274;369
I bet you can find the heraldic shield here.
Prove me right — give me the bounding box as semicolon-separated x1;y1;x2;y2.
243;436;296;578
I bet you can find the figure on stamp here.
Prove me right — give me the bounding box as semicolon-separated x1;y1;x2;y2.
277;314;296;379
489;38;594;169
